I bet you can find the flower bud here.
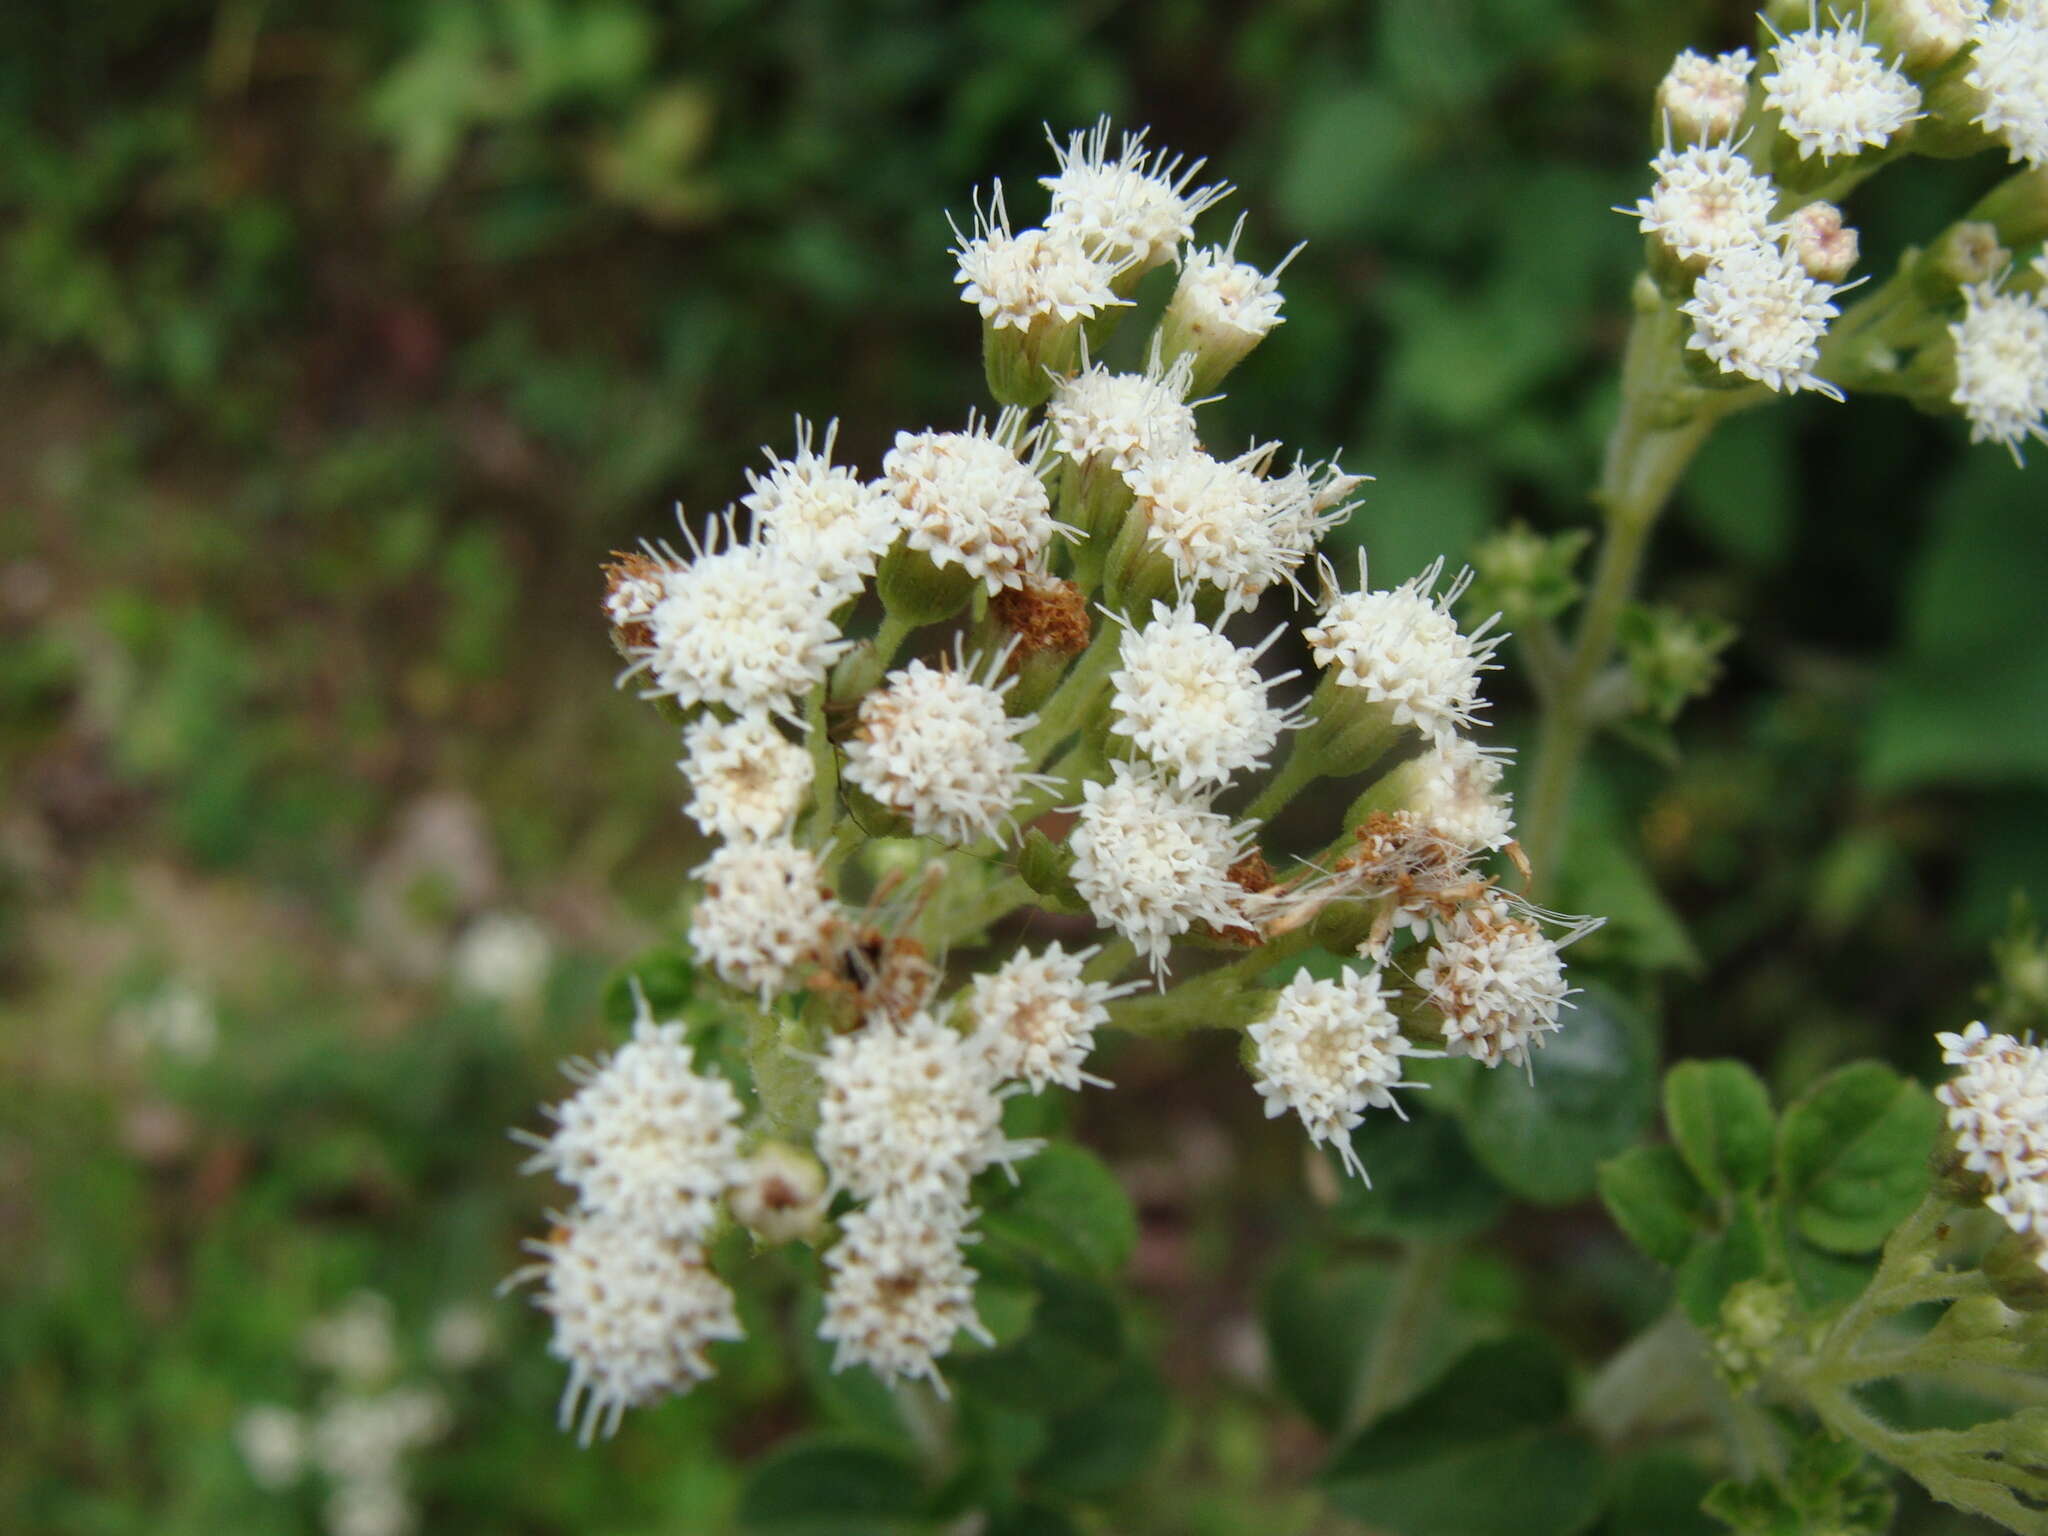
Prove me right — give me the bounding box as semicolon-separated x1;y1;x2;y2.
1785;201;1860;283
729;1141;830;1246
1157;218;1298;395
1466;522;1589;625
1654;49;1755;146
1867;0;1980;74
1713;1278;1794;1386
876;536;975;629
1911;221;2009;307
1985;1230;2048;1313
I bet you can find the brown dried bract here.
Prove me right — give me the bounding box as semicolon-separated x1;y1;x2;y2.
992;574;1089;662
600;550;667;651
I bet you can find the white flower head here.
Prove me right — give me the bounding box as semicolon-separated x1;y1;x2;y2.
1416;897;1578;1072
312;1387;448;1485
1305;555;1505;746
1936;1023;2048;1239
1891;0;1989;67
842;645;1054;847
1966;9;2048;169
1123;443;1305;614
1261;452;1368;560
1656;48;1756;143
1761;14;1921;161
1069;761;1256;978
742;418;902;596
955;181;1131;329
1681;240;1846;399
1949;277;2048;462
1782;200;1860;283
965;942;1139;1092
815;1012;1032;1207
688;838;840;1002
636;514;852;715
1249;965;1428;1182
452;912;553;1007
680;711;813;842
236;1404;307;1490
519;1216;742;1442
1042;117;1233;273
1161;215;1301;386
324;1480;416;1536
302;1291;399;1387
1109;601;1304;790
1409;736;1516;853
820;1198;991;1388
521;1007;743;1240
883;412;1062;594
1631;143;1781;264
1048;350;1202;476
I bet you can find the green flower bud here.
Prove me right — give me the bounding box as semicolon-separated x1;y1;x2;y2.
1984;1231;2048;1313
877;536;975;629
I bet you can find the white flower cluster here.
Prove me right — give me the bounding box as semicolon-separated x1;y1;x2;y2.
1948;252;2048;461
550;118;1595;1432
1964;1;2048;169
1937;1022;2048;1265
236;1292;456;1536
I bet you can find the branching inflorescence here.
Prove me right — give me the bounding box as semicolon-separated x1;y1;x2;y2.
512;119;1600;1439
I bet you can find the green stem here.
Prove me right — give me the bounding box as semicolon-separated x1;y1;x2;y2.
803;685;840;849
1020;631;1118;763
1349;1241;1452;1429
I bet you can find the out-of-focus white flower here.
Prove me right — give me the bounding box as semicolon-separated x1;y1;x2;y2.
965;943;1138;1092
451;912;553;1009
1949;277;2048;461
680;712;813;842
1656;48;1755;143
1762;16;1921;161
1109;602;1302;791
1306;557;1504;747
1042;117;1232;274
1965;7;2048;169
429;1303;496;1371
521;1012;743;1240
1249;966;1427;1181
303;1292;399;1389
236;1404;307;1490
1681;240;1847;399
325;1479;415;1536
1937;1023;2048;1240
742;418;902;597
1416;898;1578;1072
114;980;218;1063
884;413;1062;595
1888;0;1987;69
688;839;840;1001
1631;144;1781;264
1069;763;1256;976
815;1013;1029;1207
728;1141;831;1245
310;1386;447;1484
842;649;1052;846
819;1198;991;1388
520;1216;742;1443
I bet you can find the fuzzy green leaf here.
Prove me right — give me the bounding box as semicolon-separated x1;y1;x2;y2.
1664;1061;1775;1199
1598;1144;1708;1265
978;1143;1136;1279
1777;1063;1940;1254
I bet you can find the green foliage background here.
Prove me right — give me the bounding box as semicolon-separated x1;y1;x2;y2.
1;1;2040;1532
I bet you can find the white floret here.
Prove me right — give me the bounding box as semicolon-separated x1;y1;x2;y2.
636;516;851;715
1305;556;1504;746
955;181;1131;329
1656;48;1755;143
1109;601;1303;790
1761;17;1921;161
1048;352;1201;475
819;1198;991;1388
1069;762;1256;977
1248;965;1428;1182
688;839;839;1002
1415;898;1577;1072
1630;144;1781;263
1681;241;1846;399
883;413;1063;594
1966;8;2048;168
814;1012;1032;1208
519;1216;742;1443
1949;278;2048;462
679;711;813;842
521;1011;743;1240
1162;214;1300;375
1409;736;1516;853
1041;117;1233;272
1123;444;1306;613
964;943;1139;1092
742;418;902;597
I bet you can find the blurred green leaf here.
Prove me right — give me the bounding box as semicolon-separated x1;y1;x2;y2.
1276;88;1414;238
1601;1448;1718;1536
1597;1144;1708;1266
1663;1061;1774;1199
1335;1107;1508;1241
1029;1359;1169;1497
737;1435;929;1535
1263;1251;1386;1434
978;1144;1136;1280
1673;1197;1767;1329
1776;1063;1940;1254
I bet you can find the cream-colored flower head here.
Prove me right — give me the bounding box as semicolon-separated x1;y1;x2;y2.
523;1216;742;1442
1048;350;1201;475
1305;556;1504;746
1249;965;1427;1182
742;418;902;597
1416;897;1578;1072
1632;143;1781;263
965;942;1139;1093
1109;601;1303;791
819;1198;991;1388
1761;15;1921;161
1160;214;1300;388
679;712;812;842
1410;736;1516;853
687;839;838;1002
883;411;1061;594
1681;240;1846;399
1949;276;2048;462
1069;762;1255;977
842;646;1054;846
1042;117;1232;273
954;180;1131;329
1656;48;1755;143
1965;7;2048;169
1123;444;1306;614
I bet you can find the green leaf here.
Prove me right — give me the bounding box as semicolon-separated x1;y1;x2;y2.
1602;1449;1718;1536
950;1261;1123;1414
1263;1251;1387;1434
1674;1198;1767;1329
1597;1144;1708;1266
1029;1360;1170;1497
1324;1336;1604;1536
1335;1108;1508;1241
1776;1063;1941;1254
737;1436;928;1535
601;948;695;1027
979;1144;1136;1279
1460;985;1659;1205
1664;1061;1775;1199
